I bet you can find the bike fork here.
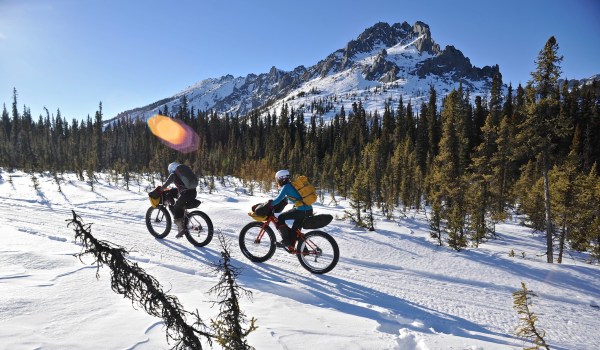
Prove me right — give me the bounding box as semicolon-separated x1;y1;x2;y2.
254;225;268;244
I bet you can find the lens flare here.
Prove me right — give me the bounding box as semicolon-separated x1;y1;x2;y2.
147;115;199;153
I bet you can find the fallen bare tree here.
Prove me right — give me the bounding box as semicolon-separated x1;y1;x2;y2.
68;210;213;350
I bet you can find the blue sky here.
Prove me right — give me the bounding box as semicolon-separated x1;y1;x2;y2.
1;0;599;120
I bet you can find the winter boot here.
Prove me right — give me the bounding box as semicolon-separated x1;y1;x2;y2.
174;217;186;238
277;224;292;247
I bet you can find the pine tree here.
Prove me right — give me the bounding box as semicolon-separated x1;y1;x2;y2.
493;115;517;216
580;83;600;173
426;85;440;164
428;89;469;249
514;161;546;232
350;140;379;230
571;164;600;261
93;102;104;171
471;95;488;149
415;103;429;172
381;162;396;219
429;200;443;246
0;104;10;166
431;90;464;196
398;137;421;211
381;102;396;157
466;178;487;246
549;151;579;263
394;96;406;142
489;71;504;127
469;112;497;227
446;201;468;250
517;36;570;263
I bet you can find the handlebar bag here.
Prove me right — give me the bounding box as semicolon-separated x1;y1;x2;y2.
252;201;272;216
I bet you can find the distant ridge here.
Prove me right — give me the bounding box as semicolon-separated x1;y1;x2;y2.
108;21;521;124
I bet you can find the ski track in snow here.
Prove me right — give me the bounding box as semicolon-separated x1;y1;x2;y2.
1;172;599;350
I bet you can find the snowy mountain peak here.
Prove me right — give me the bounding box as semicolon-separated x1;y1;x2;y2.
348;21;439;58
109;21;495;123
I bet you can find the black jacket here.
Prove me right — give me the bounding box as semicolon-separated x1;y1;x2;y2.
162;164;198;191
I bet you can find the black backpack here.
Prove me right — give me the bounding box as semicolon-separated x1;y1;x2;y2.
175;164;199;189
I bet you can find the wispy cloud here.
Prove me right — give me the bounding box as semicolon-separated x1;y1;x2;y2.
0;33;6;41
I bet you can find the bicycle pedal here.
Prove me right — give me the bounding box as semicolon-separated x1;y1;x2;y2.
276;242;295;253
175;230;188;239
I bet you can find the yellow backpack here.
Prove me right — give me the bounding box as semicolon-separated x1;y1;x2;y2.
291;175;317;206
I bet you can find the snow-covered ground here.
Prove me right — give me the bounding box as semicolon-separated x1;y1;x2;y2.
1;170;599;350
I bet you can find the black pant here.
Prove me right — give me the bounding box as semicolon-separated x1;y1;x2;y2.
172;189;197;220
278;208;313;233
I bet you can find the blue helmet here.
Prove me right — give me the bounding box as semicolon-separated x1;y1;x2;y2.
168;162;180;174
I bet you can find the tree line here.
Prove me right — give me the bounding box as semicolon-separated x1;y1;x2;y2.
1;36;599;262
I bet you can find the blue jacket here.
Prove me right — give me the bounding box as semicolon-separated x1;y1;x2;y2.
272;183;312;211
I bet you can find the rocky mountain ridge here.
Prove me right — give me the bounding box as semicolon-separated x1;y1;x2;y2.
109;21;500;123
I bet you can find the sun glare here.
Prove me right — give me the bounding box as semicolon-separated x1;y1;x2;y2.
147;115;199;153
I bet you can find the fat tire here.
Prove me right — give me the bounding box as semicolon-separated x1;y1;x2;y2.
145;206;171;238
184;211;213;247
239;221;276;263
296;230;339;274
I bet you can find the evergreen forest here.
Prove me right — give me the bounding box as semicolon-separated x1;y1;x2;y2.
1;37;599;263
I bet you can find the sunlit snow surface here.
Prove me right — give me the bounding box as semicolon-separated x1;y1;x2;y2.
1;170;599;349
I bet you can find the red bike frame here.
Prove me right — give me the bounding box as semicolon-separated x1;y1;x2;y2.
255;215;317;255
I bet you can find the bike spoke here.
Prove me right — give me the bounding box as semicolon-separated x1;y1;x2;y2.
297;232;339;274
184;211;214;247
239;222;276;262
146;206;171;238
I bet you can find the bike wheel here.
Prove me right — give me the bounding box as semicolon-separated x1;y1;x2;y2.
296;231;339;274
184;211;214;247
239;222;276;263
145;206;171;238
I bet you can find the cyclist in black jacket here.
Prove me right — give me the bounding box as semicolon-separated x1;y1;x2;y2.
159;162;199;237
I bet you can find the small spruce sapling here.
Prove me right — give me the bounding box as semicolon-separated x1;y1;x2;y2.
209;232;257;350
512;282;550;350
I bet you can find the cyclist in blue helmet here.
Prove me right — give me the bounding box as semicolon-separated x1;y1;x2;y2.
159;162;199;237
